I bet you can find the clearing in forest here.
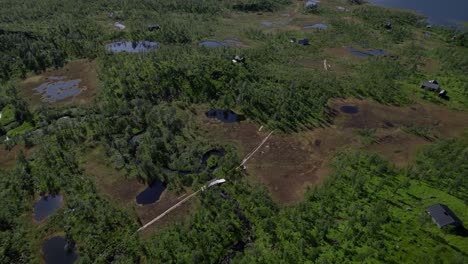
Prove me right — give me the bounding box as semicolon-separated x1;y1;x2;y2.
201;99;468;204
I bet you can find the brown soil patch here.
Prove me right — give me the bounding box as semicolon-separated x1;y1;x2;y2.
81;147;144;207
199;99;468;204
19;60;98;108
81;146;197;234
0;144;37;169
137;191;198;238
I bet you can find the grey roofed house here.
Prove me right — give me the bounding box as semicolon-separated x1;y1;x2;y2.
305;0;320;9
148;24;161;31
298;39;310;46
421;80;440;92
426;204;462;228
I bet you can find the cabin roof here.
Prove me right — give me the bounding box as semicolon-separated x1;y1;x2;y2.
426;204;462;228
421;81;440;89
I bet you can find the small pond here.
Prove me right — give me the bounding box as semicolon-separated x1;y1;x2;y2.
261;21;274;27
42;236;78;264
368;49;389;55
34;77;82;102
340;106;359;114
260;19;291;27
347;47;373;57
136;180;167;205
303;23;328;30
105;41;160;53
206;109;244;123
198;40;228;48
33;195;63;221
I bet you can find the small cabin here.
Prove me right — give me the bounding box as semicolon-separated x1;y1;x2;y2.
426;204;462;229
305;0;319;10
148;24;161;31
298;39;310;46
421;80;440;92
232;55;245;64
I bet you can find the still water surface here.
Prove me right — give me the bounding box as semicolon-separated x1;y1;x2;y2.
368;0;468;27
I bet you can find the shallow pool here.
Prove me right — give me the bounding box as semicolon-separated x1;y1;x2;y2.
105;41;160;53
206;109;244;123
42;236;77;264
340;106;359;114
34;77;82;103
33;195;63;221
136;181;167;205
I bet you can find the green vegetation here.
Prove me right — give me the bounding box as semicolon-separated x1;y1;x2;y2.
145;141;468;263
0;0;467;262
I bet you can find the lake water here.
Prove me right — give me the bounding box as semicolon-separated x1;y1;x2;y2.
106;41;160;53
42;236;78;264
206;109;244;123
34;77;82;102
368;0;468;27
136;181;167;205
33;195;63;221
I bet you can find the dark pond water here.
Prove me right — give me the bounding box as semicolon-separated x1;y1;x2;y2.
34;77;82;102
347;47;389;57
347;47;373;57
105;41;160;53
303;23;328;30
368;0;468;27
42;236;77;264
136;180;167;205
33;195;63;221
261;21;274;27
368;49;389;55
202;149;226;171
198;41;228;48
206;109;244;123
176;148;226;175
340;106;359;114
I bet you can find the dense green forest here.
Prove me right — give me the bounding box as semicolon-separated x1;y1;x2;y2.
0;0;467;263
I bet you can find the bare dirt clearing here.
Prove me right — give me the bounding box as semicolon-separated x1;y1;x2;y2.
0;144;37;170
200;99;468;204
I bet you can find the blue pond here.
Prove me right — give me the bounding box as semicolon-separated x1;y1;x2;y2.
368;49;389;55
206;109;244;123
42;236;78;264
199;40;228;48
136;181;167;205
33;195;63;221
34;77;82;103
368;0;468;27
347;47;389;57
261;21;274;27
340;106;359;114
303;23;328;30
105;41;160;53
